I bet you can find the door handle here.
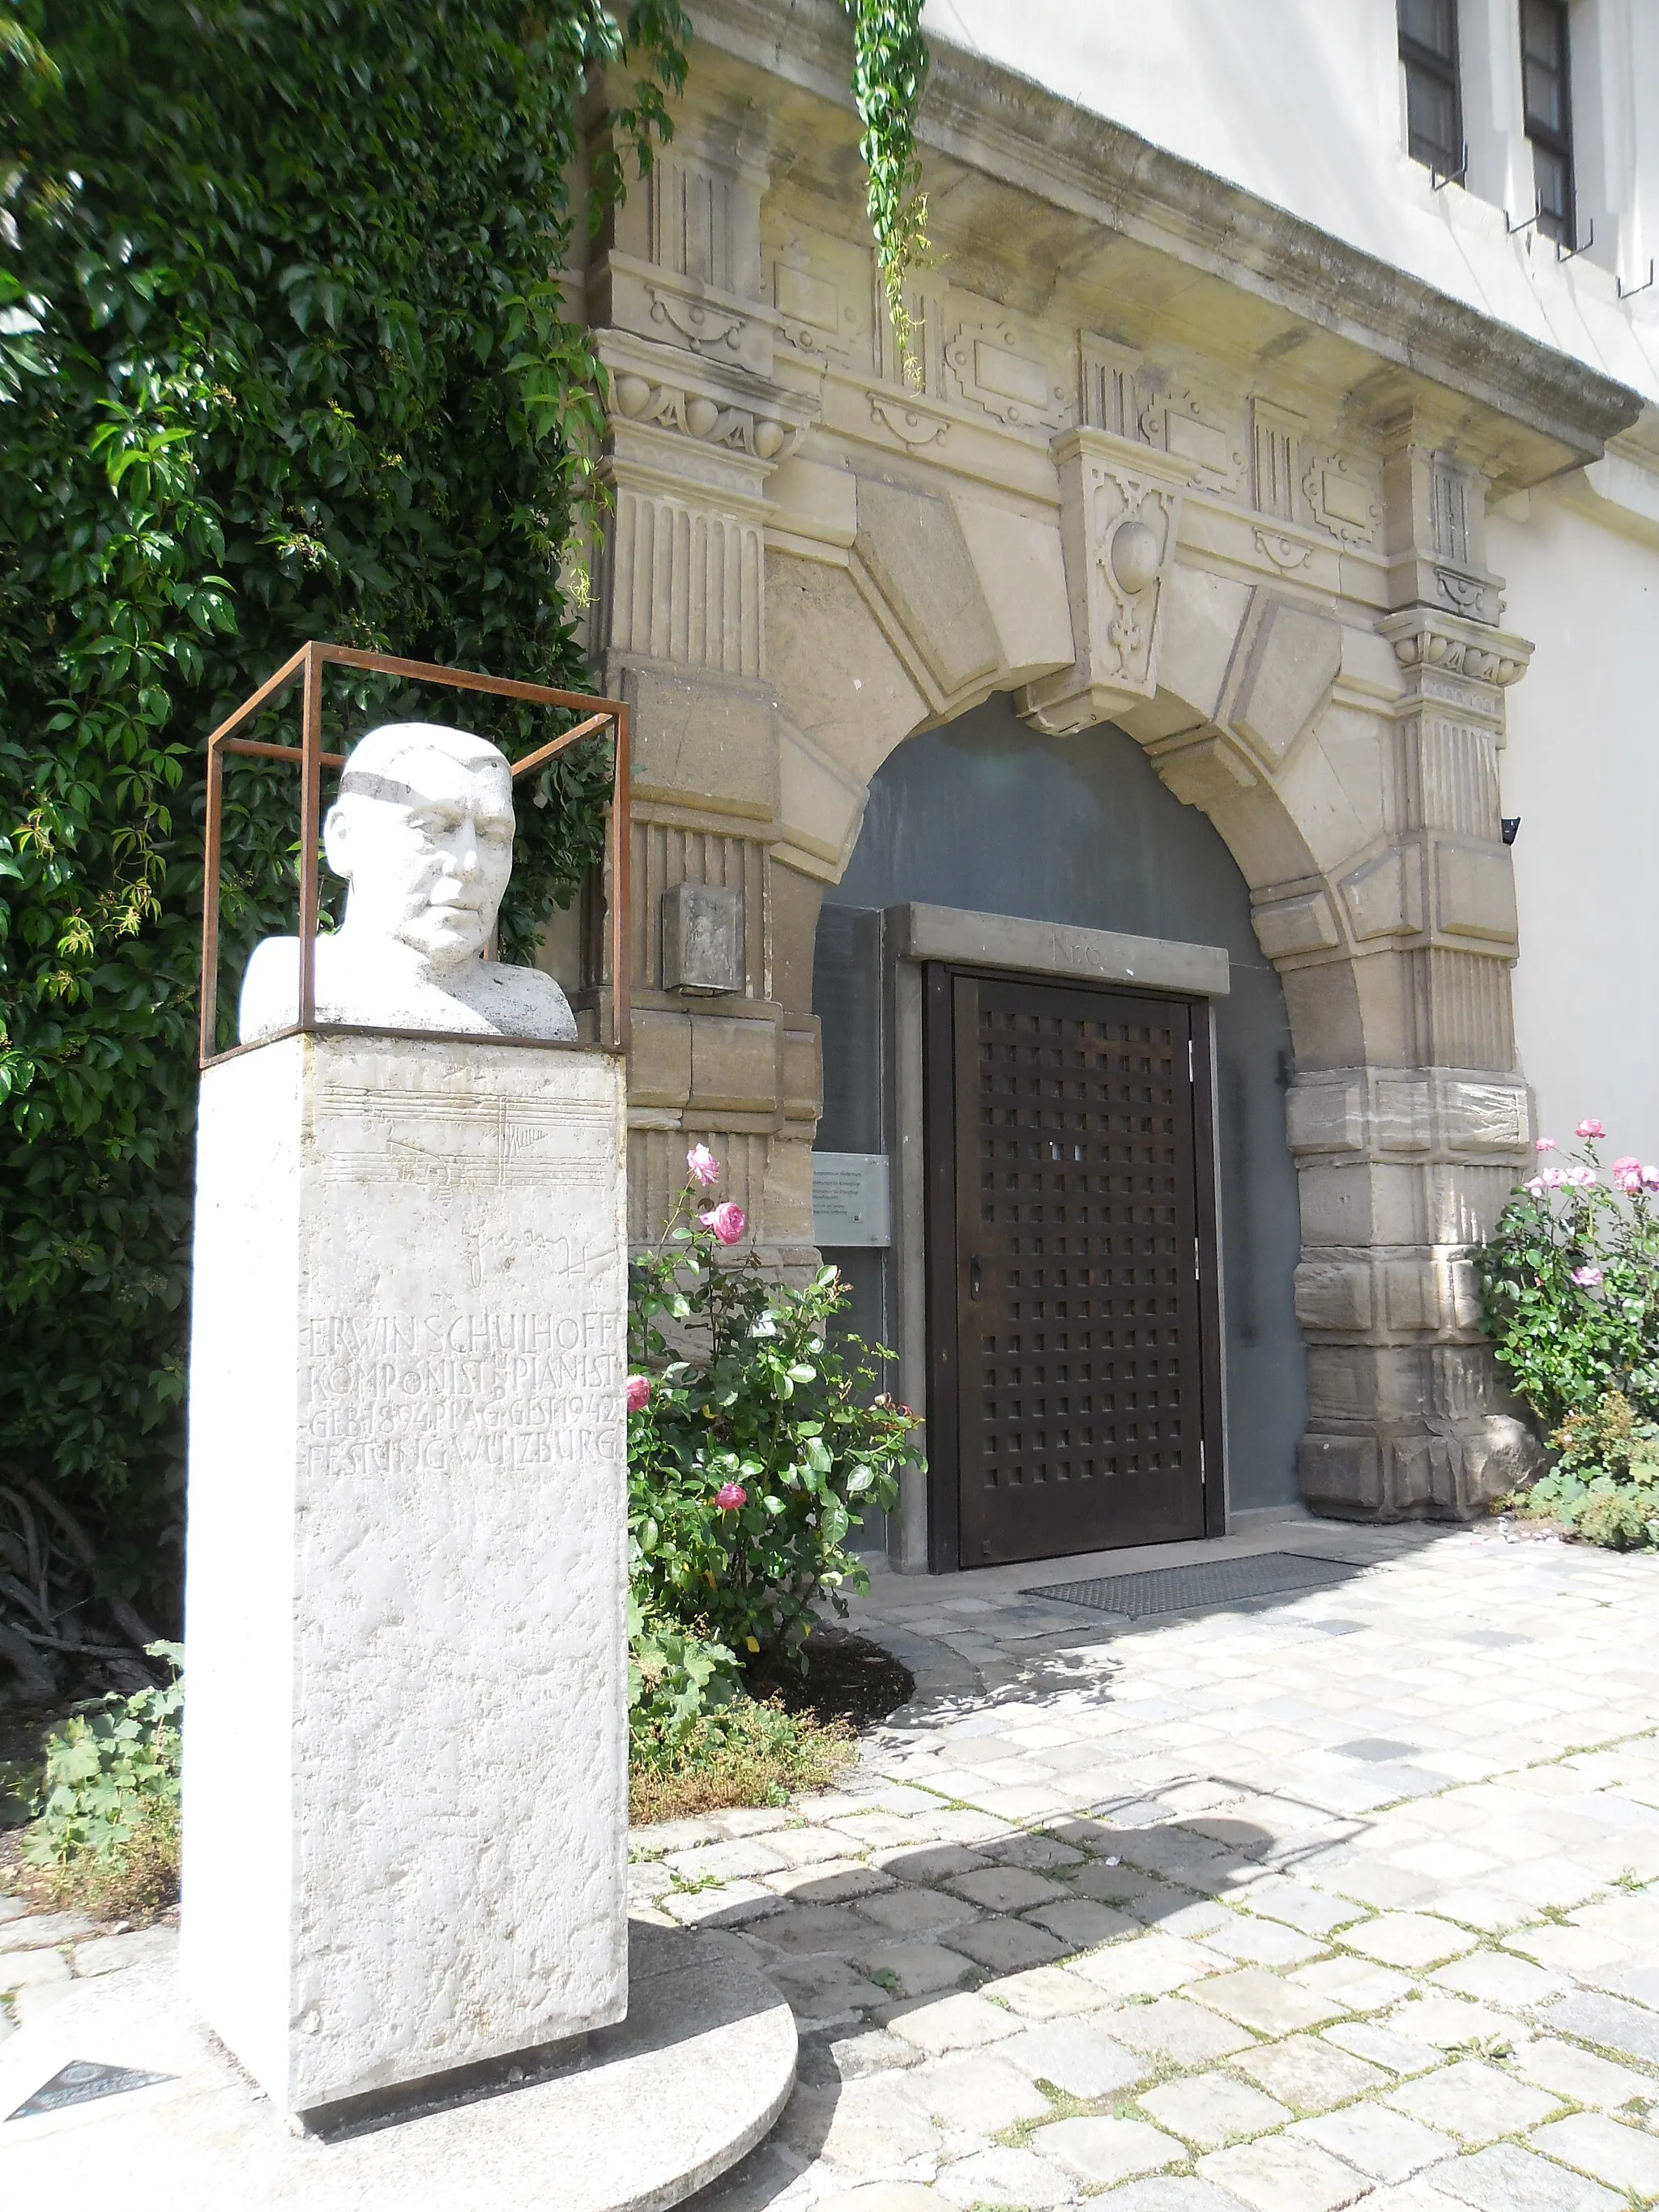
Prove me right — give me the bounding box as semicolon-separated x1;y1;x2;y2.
968;1255;983;1302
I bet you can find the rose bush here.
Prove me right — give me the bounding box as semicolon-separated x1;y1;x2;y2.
1479;1124;1659;1544
625;1147;921;1750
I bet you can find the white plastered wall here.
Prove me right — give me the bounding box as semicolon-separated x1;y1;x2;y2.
1491;481;1659;1161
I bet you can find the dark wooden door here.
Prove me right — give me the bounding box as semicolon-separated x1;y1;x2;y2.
925;967;1222;1569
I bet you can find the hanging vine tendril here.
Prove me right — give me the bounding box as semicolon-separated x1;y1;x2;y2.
841;0;930;390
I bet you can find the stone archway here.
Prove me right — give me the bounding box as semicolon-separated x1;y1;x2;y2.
754;461;1539;1524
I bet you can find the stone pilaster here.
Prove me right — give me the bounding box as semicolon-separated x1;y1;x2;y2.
586;108;823;1256
1293;599;1542;1519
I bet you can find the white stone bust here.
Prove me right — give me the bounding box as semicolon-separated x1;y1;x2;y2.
238;721;577;1044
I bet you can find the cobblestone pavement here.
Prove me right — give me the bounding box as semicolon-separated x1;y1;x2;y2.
11;1517;1659;2210
644;1518;1659;2212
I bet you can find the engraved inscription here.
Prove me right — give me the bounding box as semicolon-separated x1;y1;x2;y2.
302;1309;623;1475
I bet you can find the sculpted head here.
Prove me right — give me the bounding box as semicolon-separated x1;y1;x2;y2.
324;723;515;971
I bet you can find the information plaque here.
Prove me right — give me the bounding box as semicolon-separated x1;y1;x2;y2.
812;1151;891;1247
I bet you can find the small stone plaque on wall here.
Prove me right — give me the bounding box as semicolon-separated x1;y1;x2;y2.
812;1152;890;1247
662;882;743;994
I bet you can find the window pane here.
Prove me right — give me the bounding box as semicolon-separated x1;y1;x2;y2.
1406;70;1458;168
1533;145;1569;239
1399;0;1455;62
1522;0;1563;69
1524;56;1563;133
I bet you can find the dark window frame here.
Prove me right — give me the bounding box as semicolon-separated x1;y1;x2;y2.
1520;0;1576;246
1398;0;1465;177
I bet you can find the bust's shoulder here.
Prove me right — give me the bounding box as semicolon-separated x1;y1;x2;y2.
238;935;303;1042
469;963;578;1041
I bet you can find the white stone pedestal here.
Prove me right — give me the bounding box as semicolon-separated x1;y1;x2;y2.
182;1033;629;2120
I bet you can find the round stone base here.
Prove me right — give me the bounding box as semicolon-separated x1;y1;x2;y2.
0;1923;795;2212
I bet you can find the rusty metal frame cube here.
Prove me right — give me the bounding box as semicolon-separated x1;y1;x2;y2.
198;641;629;1068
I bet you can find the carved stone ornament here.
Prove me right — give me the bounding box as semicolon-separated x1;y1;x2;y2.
646;285;750;356
1137;385;1247;495
1384;610;1532;688
943;321;1069;431
612;372;796;460
1303;450;1383;544
1252;527;1314;573
866;390;951;450
1018;427;1191;735
238;723;577;1044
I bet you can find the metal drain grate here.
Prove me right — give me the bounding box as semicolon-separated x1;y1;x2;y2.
1023;1550;1373;1619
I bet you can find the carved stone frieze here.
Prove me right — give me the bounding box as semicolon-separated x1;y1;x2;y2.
1138;383;1247;495
612;372;800;462
866;391;951;450
944;320;1070;431
1019;427;1192;734
1384;608;1532;688
1302;450;1383;544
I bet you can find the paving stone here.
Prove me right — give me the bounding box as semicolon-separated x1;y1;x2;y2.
1290;2102;1456;2181
872;1846;990;1885
1529;2112;1659;2196
859;1939;976;1999
1231;2032;1388;2112
1072;1859;1171;1906
1138;2070;1292;2149
1428;1949;1563;2009
1035;2115;1184;2186
766;1862;895;1903
940;1914;1067;1974
1107;1997;1256;2066
905;2049;1053;2134
10;1978;76;2022
0;1946;70;1990
983;1832;1087;1871
770;1956;891;2022
1079;2184;1253;2212
1073;1934;1226;1999
855;1886;979;1938
886;1992;1021;2056
780;2078;941;2175
72;1927;177;1977
1511;2035;1654;2110
946;1865;1069;1913
932;2143;1075;2206
754;1904;881;1957
770;1826;869;1869
664;1838;789;1882
0;1910;97;1951
1427;2141;1625;2210
804;2027;922;2083
660;1879;781;1926
1290;1955;1414;2010
1540;1988;1659;2067
813;2188;945;2212
1192;1967;1345;2035
983;1963;1108;2019
0;1898;29;1924
1196;2133;1371;2211
1342;1913;1482;1969
1203;1914;1329;1967
999;2018;1151;2098
1386;2057;1564;2142
707;1805;795;1839
1026;1897;1139;1948
1242;1883;1366;1937
1385;1993;1529;2051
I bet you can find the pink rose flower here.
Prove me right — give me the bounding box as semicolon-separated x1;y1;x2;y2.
1572;1265;1604;1288
1534;1137;1558;1153
685;1143;720;1188
714;1481;748;1511
1568;1166;1597;1188
1614;1157;1640;1174
1524;1176;1546;1199
1542;1168;1567;1189
1644;1165;1659;1191
700;1201;746;1244
1576;1119;1606;1139
625;1374;651;1413
1615;1167;1643;1195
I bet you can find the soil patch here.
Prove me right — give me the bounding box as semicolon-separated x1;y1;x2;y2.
752;1626;913;1732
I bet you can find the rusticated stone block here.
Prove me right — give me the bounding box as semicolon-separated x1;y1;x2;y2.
1231;596;1343;765
1299;1434;1382;1513
1286;1078;1364;1155
1294;1258;1372;1331
1434;841;1517;944
628;1008;693;1109
689;1014;779;1115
